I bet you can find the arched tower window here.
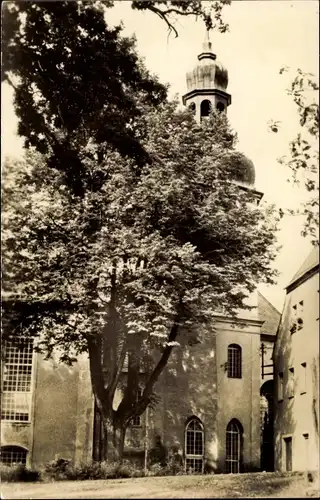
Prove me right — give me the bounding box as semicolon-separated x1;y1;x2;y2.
227;344;242;378
0;445;28;466
188;102;196;114
216;101;225;112
200;99;211;119
226;419;243;473
185;417;204;473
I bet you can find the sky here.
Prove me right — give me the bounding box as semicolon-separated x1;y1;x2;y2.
1;0;319;310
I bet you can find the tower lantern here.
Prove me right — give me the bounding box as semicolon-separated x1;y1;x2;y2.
182;31;231;122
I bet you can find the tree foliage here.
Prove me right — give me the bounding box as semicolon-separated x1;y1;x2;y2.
2;0;230;197
269;67;319;245
2;103;279;459
2;0;167;196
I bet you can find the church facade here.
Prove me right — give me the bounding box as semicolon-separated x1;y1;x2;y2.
1;38;280;474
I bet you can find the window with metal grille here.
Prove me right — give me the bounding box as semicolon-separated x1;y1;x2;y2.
1;339;34;422
227;344;242;378
226;420;243;473
0;446;28;466
185;418;204;474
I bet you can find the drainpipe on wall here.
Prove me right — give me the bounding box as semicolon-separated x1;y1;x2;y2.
251;336;254;470
144;406;149;475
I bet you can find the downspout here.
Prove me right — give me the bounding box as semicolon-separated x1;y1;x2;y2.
144;406;149;475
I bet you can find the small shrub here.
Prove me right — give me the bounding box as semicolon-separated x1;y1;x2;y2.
0;464;41;482
43;457;145;481
114;460;144;479
44;457;73;481
149;435;167;467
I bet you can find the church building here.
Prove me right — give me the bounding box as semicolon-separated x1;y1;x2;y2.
1;37;280;474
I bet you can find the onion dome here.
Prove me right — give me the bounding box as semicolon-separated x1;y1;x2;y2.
186;32;229;93
231;152;256;187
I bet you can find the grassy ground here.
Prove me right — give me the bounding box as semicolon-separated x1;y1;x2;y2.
1;471;317;499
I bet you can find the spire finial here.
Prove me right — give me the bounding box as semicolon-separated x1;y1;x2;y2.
202;29;212;52
198;29;216;61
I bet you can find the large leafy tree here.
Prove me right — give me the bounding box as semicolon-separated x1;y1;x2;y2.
2;104;279;460
2;0;230;197
2;0;167;197
269;68;319;245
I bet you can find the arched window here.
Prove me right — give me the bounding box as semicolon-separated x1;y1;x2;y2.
0;446;28;466
227;344;242;378
185;417;204;473
216;101;225;112
188;102;196;114
226;420;243;473
200;99;211;119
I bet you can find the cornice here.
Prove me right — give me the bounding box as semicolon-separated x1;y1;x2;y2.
182;88;232;106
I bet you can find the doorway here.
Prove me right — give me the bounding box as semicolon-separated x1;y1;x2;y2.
284;437;292;472
260;380;274;471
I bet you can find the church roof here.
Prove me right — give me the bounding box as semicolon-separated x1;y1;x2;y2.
286;246;319;292
257;291;281;336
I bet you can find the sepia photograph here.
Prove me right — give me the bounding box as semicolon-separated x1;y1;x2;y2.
1;1;319;498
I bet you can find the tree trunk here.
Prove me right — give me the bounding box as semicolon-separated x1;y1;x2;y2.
101;416;126;463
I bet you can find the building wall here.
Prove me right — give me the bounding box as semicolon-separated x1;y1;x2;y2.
1;351;94;469
154;327;218;470
142;317;263;473
1;318;266;472
215;319;261;472
274;271;319;472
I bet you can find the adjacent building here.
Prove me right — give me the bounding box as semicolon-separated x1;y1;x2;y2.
273;246;319;473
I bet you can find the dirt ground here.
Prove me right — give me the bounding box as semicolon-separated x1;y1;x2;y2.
1;471;318;499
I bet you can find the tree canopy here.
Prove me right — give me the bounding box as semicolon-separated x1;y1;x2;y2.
2;0;230;197
2;102;279;459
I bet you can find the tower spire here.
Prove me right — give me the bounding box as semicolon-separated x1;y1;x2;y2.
202;29;212;53
198;29;216;61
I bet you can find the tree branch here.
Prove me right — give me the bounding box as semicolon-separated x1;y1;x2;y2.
142;301;183;402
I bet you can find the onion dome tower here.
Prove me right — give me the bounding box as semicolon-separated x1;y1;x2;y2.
230;151;256;189
182;31;231;122
229;150;263;201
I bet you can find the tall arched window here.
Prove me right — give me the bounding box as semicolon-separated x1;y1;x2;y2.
226;420;243;473
0;446;28;466
185;417;204;473
227;344;242;378
200;99;211;119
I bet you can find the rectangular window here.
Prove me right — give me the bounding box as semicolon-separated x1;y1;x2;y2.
278;372;284;401
297;301;304;330
300;362;307;394
291;302;304;333
1;339;34;422
284;437;292;472
288;368;295;399
227;345;242;379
